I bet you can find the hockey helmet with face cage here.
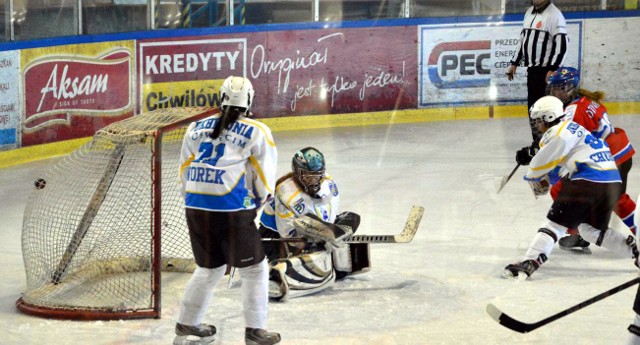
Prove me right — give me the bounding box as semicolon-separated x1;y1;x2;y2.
220;76;255;114
292;147;325;195
530;95;565;127
547;67;580;105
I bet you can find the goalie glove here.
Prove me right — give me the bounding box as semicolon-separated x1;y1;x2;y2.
525;176;550;198
293;214;353;252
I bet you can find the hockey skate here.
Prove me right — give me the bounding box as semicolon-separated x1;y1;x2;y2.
245;328;281;345
502;254;547;280
558;234;592;254
173;323;216;345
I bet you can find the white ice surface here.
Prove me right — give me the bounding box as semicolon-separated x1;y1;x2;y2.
2;116;640;345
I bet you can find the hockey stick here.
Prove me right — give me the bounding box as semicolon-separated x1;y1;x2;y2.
262;205;424;244
486;276;640;333
497;163;521;194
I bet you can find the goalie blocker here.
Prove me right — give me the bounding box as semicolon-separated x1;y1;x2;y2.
269;212;371;301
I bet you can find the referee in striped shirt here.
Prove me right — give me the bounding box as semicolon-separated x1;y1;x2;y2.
508;0;568;165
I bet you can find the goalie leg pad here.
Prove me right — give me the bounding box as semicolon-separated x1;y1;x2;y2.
349;243;371;275
332;243;371;280
332;246;351;280
268;249;335;301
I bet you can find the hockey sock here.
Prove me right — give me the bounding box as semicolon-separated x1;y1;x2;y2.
238;259;269;330
178;265;226;326
524;231;556;262
616;193;636;234
523;219;565;262
578;224;635;258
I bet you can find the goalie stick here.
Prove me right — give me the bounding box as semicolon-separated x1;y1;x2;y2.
497;163;520;194
262;205;424;244
486;276;640;333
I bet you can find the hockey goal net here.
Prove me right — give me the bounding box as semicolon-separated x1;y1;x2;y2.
17;107;218;320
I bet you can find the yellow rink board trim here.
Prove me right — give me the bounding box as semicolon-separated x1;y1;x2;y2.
2;102;639;169
0;137;92;169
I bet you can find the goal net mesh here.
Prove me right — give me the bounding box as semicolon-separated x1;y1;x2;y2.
18;107;216;319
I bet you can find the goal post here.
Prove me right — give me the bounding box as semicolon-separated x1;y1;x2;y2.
16;107;218;320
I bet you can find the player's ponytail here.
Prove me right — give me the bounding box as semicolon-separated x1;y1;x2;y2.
577;88;605;104
211;107;243;139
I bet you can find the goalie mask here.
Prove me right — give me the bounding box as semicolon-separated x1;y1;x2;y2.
547;67;580;106
292;147;325;195
530;96;565;131
220;76;255;116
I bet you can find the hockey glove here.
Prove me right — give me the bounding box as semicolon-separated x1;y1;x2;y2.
515;145;537;166
294;214;353;252
526;178;550;198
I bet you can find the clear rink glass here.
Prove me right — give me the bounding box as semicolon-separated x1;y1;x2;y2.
1;0;635;42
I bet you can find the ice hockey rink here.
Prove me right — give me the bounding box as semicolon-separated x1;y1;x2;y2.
2;114;640;345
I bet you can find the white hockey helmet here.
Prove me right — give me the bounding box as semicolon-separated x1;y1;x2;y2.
220;76;254;111
530;96;565;125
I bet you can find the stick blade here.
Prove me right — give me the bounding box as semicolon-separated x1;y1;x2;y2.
497;164;520;194
497;175;509;194
486;303;534;334
394;205;424;243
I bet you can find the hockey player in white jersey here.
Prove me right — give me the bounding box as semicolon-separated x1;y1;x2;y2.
503;96;638;280
259;147;370;300
175;76;280;345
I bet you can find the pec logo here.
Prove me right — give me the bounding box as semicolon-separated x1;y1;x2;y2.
428;41;491;89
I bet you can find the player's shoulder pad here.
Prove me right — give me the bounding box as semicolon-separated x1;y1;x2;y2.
540;119;572;146
275;178;307;216
557;120;588;145
275;176;298;196
239;117;275;145
563;120;586;135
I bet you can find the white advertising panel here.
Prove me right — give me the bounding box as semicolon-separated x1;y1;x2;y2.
0;50;20;150
419;21;582;107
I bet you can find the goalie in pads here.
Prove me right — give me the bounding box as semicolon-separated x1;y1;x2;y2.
259;147;370;301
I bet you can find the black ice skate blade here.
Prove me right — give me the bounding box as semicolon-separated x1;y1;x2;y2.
559;246;592;255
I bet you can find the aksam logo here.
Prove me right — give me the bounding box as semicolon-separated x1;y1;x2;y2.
22;48;132;132
428;41;491;89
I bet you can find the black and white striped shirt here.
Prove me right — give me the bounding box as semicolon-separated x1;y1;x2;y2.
510;2;568;69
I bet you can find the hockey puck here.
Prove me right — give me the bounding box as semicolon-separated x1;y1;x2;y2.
34;178;46;190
